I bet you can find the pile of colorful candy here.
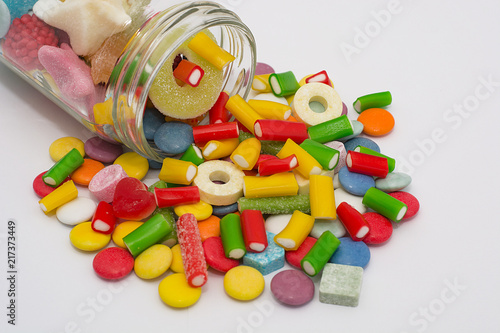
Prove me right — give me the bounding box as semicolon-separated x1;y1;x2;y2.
33;58;419;308
5;0;419;311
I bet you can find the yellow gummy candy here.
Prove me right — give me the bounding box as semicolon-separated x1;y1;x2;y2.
225;95;263;135
39;180;78;214
202;138;240;160
70;222;111;252
174;200;213;221
159;158;198;185
113;152;149;180
274;210;315;251
169;244;184;273
251;74;272;93
224;266;265;301
134;244;172;280
112;221;144;248
158;273;202;308
247;99;291;120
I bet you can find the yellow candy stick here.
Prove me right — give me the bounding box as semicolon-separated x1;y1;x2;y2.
243;172;298;198
188;31;235;70
174;201;213;221
309;174;336;220
248;99;291;120
274;210;315;250
251;74;272;93
159;158;198;185
202;138;240;160
277;138;323;179
225;94;263;135
39;180;78;214
230;138;261;170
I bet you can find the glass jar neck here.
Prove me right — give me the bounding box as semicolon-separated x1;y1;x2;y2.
108;1;256;161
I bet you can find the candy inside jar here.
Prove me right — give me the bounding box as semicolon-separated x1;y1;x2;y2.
0;0;256;161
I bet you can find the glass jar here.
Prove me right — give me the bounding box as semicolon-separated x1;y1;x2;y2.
0;0;256;161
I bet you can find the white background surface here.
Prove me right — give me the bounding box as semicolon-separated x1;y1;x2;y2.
1;0;500;332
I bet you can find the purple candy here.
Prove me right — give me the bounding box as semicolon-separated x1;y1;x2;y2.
270;270;314;306
255;62;275;76
342;102;348;116
84;136;123;163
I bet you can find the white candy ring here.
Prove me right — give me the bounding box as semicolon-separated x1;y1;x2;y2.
193;160;245;206
291;82;343;126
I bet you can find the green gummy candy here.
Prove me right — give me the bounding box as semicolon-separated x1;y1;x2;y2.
220;214;246;259
43;148;84;187
123;213;174;257
238;195;310;215
269;71;300;97
362;187;407;222
300;139;340;170
301;231;340;277
308;115;353;143
353;91;392;113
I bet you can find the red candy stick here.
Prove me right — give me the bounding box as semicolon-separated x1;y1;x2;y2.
154;186;200;208
192;121;239;144
209;92;230;124
177;213;208;287
253;119;308;143
240;210;268;253
91;201;116;234
336;202;370;241
258;154;298;176
253;154;278;170
173;59;205;87
346;151;389;178
305;70;332;86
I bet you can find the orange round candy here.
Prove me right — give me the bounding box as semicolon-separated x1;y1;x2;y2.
71;159;105;186
357;108;395;136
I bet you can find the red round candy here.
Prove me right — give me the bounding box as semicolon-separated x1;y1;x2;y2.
203;237;240;273
93;247;134;280
388;191;420;220
285;237;317;269
32;171;70;198
362;212;393;245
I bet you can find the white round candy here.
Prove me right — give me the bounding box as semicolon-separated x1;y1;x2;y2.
56;197;97;226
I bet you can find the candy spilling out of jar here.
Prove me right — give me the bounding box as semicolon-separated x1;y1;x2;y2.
32;60;420;309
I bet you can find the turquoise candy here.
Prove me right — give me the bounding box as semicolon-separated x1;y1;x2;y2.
243;232;284;275
375;172;412;192
4;0;37;22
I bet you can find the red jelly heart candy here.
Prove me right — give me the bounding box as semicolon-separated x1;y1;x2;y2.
112;177;156;220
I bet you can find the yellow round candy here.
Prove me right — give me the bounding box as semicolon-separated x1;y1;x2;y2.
49;137;85;162
69;222;111;251
113;152;149;180
158;273;202;308
112;221;144;248
169;244;184;273
174;200;213;221
224;266;265;301
134;244;172;279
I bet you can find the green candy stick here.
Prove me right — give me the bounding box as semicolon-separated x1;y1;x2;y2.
123;213;174;257
152;207;178;247
180;144;205;166
301;231;340;277
354;145;396;172
220;213;246;259
362;187;407;222
43;148;84;187
238;195;310;215
269;71;300;97
308;115;353;143
353;91;392;113
300;139;340;170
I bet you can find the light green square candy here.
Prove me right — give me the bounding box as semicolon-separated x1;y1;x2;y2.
319;263;363;307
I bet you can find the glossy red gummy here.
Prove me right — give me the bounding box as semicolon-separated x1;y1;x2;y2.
112;177;156;220
93;247;134;280
3;14;59;70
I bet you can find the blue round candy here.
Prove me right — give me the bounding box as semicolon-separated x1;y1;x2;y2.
338;166;375;196
0;1;10;38
343;137;380;153
329;237;370;268
143;108;165;140
148;159;163;170
154;121;193;155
